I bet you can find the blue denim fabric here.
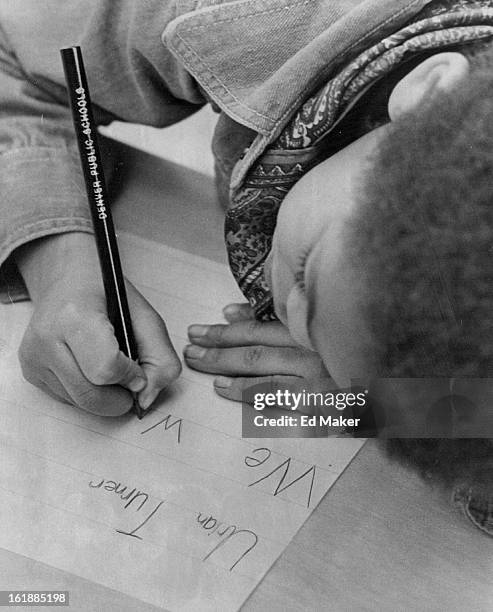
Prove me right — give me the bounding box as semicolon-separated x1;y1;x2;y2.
0;0;432;301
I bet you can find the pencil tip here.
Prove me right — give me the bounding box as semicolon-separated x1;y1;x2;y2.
133;395;143;420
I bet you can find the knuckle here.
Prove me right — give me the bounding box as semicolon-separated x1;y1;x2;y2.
58;301;83;329
246;320;262;336
59;302;109;339
207;325;226;343
24;317;54;346
243;346;263;367
203;347;219;363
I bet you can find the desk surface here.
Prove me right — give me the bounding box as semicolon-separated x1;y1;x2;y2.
1;146;491;612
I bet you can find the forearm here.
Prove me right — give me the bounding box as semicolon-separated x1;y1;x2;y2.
0;16;94;289
0;1;204;300
14;232;101;304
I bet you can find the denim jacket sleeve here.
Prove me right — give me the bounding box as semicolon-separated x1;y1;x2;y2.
163;0;432;190
0;0;205;301
0;0;431;302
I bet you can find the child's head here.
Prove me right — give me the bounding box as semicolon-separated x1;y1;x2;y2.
347;49;493;380
267;46;493;384
266;46;493;491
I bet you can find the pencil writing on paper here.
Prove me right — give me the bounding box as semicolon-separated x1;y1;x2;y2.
86;477;260;571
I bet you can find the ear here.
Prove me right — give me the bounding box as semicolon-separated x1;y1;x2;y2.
388;52;470;120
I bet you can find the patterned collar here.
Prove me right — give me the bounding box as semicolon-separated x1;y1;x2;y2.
225;0;493;320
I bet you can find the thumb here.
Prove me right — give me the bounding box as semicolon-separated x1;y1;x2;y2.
102;350;148;392
66;313;148;392
128;285;182;410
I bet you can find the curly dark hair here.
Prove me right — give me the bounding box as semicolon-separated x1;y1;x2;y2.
346;45;493;486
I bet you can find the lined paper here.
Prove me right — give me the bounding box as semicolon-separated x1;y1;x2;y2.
0;232;364;611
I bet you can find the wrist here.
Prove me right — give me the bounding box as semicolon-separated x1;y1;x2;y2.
14;232;102;303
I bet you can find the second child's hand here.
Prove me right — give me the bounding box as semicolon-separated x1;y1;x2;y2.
184;302;331;402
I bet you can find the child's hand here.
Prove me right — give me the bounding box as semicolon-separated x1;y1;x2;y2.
184;302;329;402
16;233;181;416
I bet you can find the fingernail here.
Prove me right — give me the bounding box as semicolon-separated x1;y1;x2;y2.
128;376;147;393
184;344;207;359
188;324;208;338
138;387;160;411
214;376;232;388
223;304;240;317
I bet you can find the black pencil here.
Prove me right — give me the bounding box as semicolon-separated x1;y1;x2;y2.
60;45;143;419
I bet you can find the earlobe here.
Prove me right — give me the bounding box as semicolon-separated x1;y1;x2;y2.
388;52;470;120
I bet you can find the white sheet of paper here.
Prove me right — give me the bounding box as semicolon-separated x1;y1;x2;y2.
0;232;365;611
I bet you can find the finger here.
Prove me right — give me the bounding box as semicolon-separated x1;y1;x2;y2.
54;344;134;416
37;380;73;405
64;311;147;392
184;344;322;378
128;288;182;410
18;337;73;405
222;303;255;323
20;314;136;416
40;369;74;404
188;319;298;348
214;375;331;438
213;374;344;417
24;370;73;406
213;375;303;403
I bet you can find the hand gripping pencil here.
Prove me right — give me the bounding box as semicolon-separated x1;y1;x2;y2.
60;46;144;419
